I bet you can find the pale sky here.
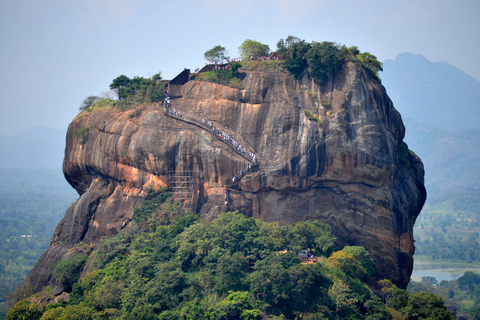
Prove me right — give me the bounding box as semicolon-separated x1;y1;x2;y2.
1;0;479;135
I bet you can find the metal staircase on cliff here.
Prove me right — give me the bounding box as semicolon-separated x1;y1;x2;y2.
164;108;257;165
162;77;260;209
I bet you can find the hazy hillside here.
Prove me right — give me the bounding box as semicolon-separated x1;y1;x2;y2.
0;126;68;169
402;117;480;197
382;53;480;198
0;127;76;318
382;52;480;131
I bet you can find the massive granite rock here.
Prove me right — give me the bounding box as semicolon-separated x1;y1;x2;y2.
25;61;425;292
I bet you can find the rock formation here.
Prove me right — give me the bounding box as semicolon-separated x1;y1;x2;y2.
25;61;426;292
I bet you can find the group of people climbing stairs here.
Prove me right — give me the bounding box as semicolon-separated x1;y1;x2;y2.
163;91;259;208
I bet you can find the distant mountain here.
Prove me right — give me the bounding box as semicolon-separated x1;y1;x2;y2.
0;126;67;169
402;117;480;197
382;52;480;131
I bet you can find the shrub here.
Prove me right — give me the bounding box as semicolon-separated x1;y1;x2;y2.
239;60;288;73
79;96;100;112
53;254;87;288
6;300;42;320
133;190;170;224
303;109;321;126
307;90;316;100
73;127;89;145
276;36;380;83
230;61;242;73
356;52;383;83
196;70;244;90
74;98;116;120
106;73;165;107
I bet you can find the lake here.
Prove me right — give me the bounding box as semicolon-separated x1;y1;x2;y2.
411;267;480;282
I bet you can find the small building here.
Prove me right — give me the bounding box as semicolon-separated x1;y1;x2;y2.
267;52;283;60
298;249;308;258
168;69;190;98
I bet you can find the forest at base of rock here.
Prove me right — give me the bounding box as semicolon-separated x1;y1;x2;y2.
0;168;77;319
7;190;454;320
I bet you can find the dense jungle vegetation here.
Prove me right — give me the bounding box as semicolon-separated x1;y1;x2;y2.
7;190;454;320
408;273;480;319
410;189;480;318
413;188;480;262
0;169;77;319
75;72;165;119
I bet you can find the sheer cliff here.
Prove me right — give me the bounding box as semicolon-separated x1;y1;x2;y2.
25;61;426;292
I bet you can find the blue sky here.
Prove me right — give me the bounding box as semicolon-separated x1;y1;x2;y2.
1;0;479;135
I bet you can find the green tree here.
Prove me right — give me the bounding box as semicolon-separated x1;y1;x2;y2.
152;72;162;82
470;305;480;320
41;304;95;320
421;276;439;287
458;271;480;292
53;254;87;289
277;35;301;52
284;35;301;49
378;279;409;310
306;41;341;81
402;291;453;320
356;52;383;82
343;246;375;277
109;75;131;100
143;262;188;313
40;307;65;320
230;61;242;73
6;300;42;320
328;279;358;312
238;39;270;60
79;95;100;112
214;252;249;295
327;250;366;279
290;220;335;256
217;291;261;320
109;74;130;90
204;45;228;64
284;39;311;78
349;46;360;56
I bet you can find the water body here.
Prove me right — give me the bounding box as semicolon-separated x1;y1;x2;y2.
411;268;480;283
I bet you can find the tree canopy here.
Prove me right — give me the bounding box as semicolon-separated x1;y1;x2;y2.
356;52;383;82
79;96;100;112
203;45;228;64
275;36;383;82
107;73;164;103
238;39;270;60
8;190;453;319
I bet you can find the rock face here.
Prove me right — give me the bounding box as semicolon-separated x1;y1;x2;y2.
25;61;425;292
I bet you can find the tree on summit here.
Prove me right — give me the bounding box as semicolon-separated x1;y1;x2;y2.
204;45;228;64
109;75;131;100
79;95;100;112
238;39;270;60
356;52;383;82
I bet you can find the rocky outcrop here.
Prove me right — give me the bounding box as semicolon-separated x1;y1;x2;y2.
25;61;425;292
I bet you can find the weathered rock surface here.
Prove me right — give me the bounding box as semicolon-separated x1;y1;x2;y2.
25;61;425;292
